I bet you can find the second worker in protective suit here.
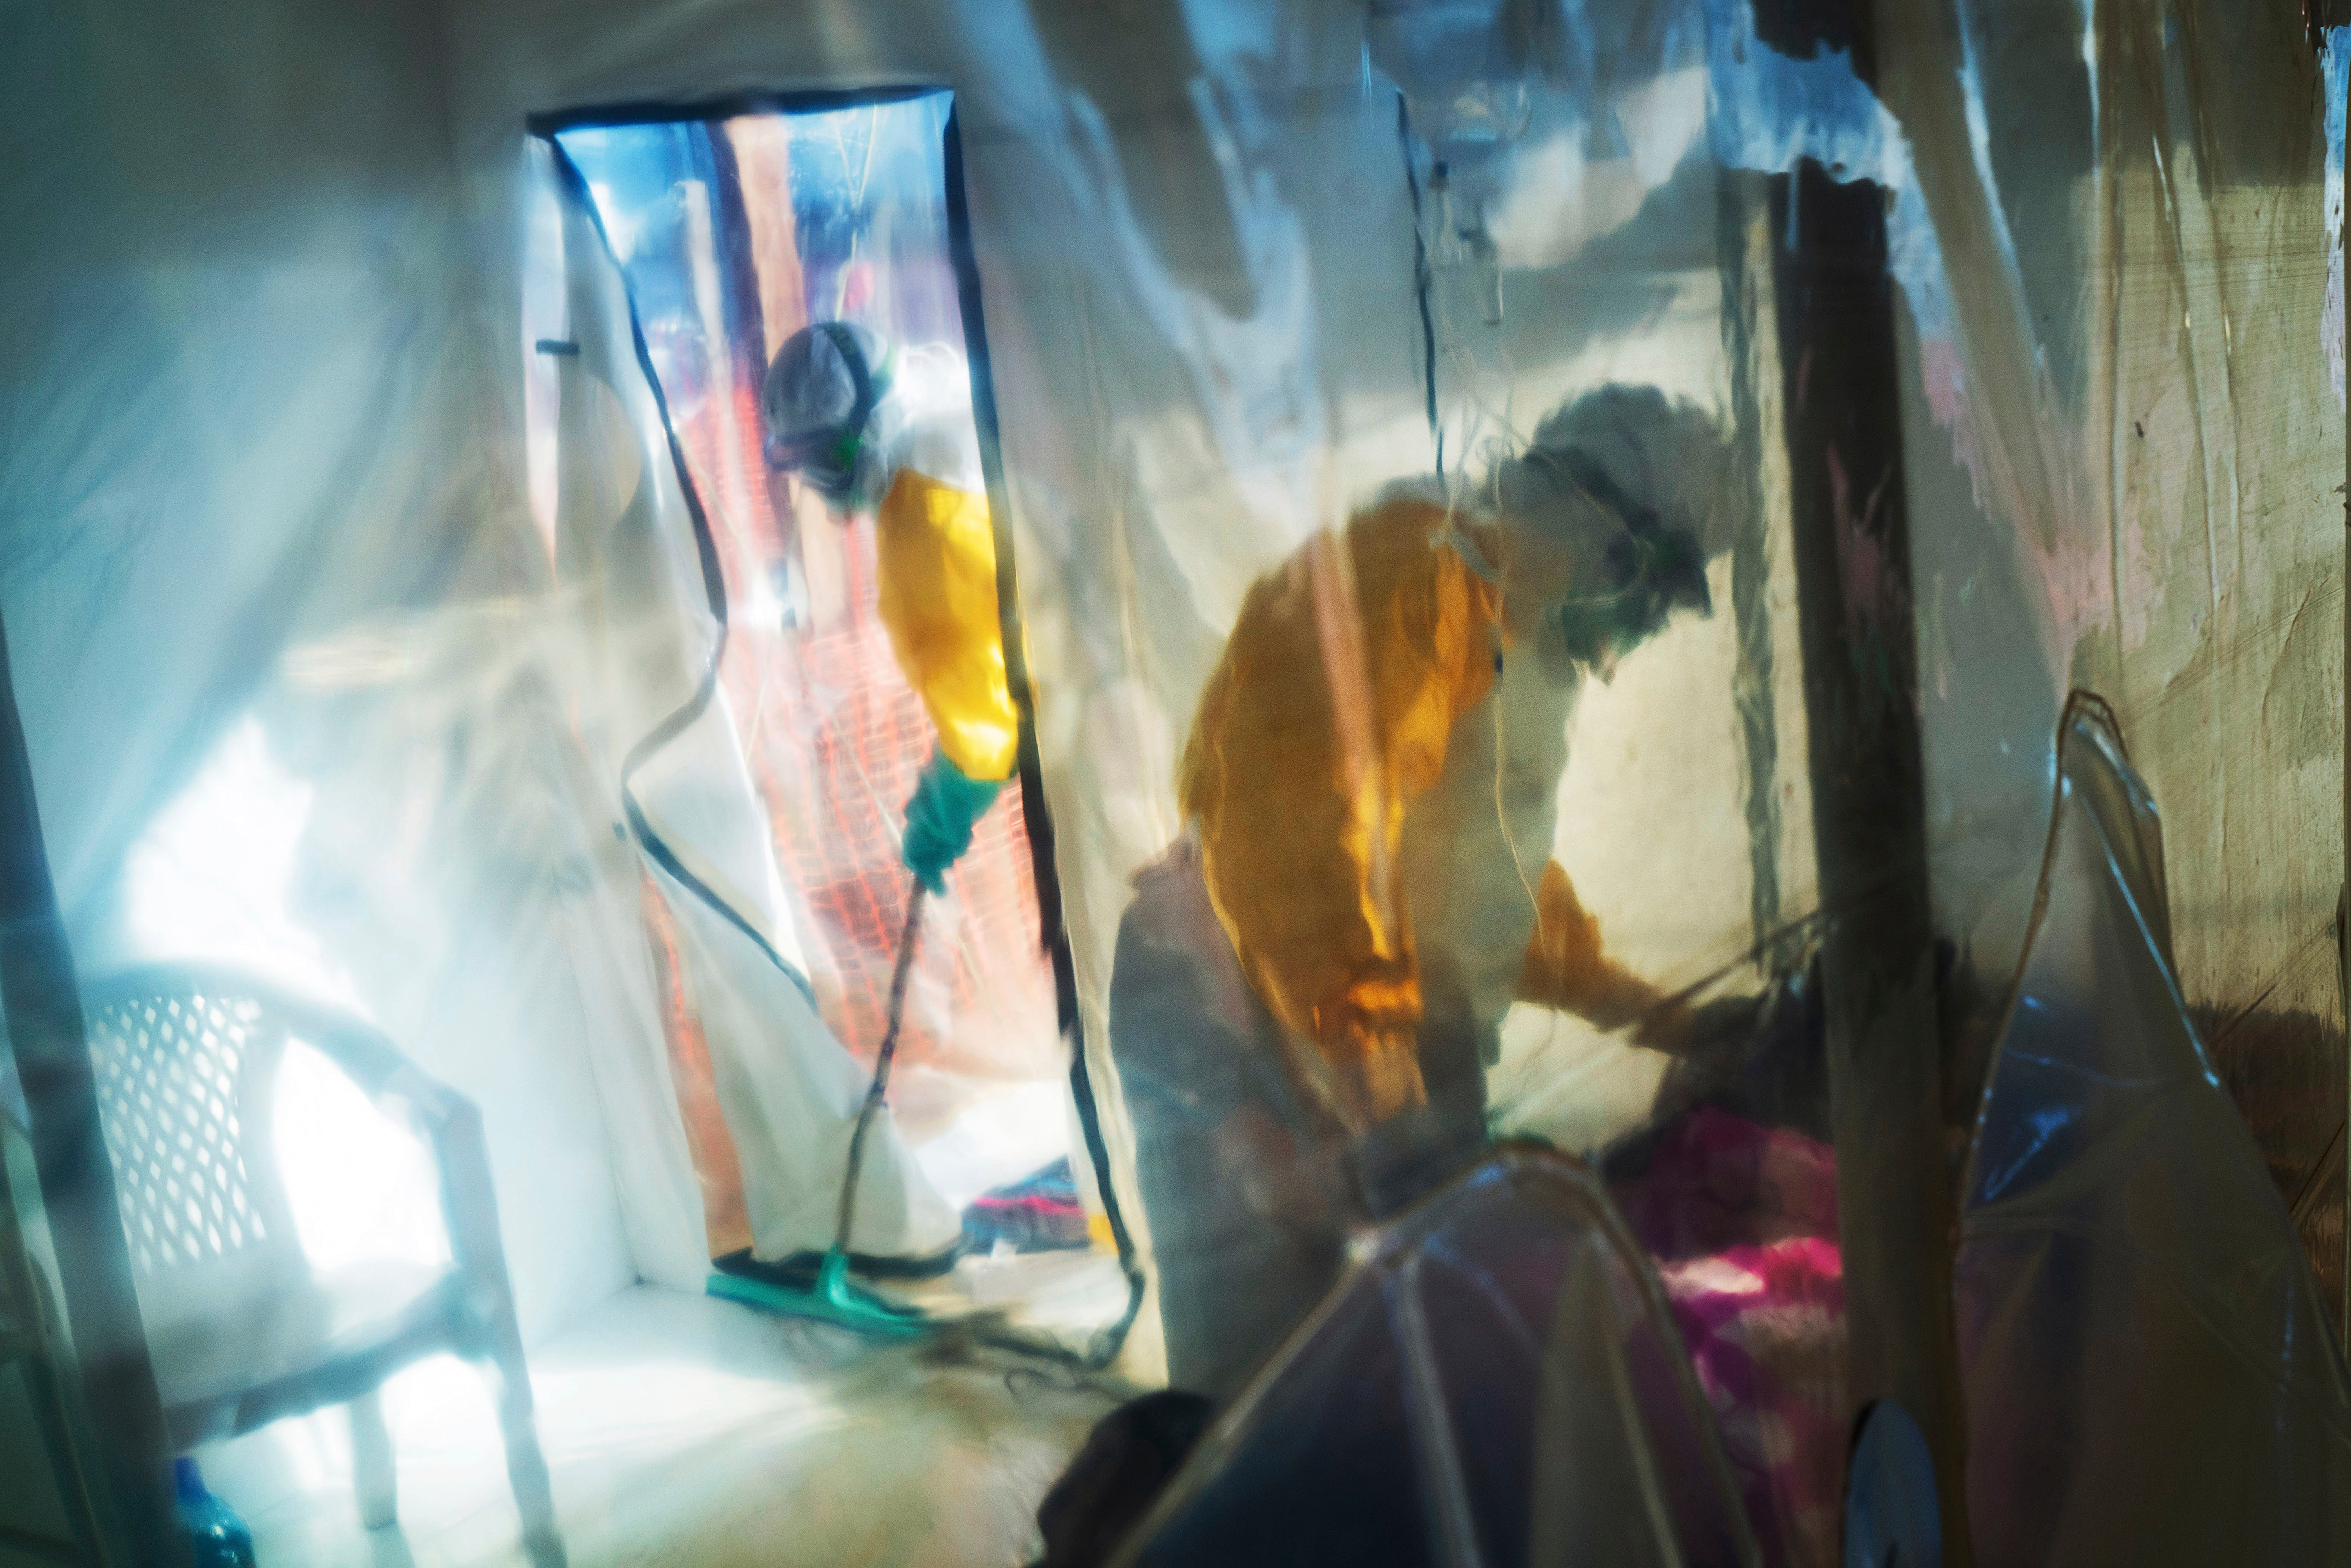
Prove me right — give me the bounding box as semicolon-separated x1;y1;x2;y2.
1110;385;1735;1400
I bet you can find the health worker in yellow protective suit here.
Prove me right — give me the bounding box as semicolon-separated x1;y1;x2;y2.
1109;385;1735;1400
760;322;1018;897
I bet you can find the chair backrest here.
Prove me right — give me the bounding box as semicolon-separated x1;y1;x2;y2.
80;971;306;1308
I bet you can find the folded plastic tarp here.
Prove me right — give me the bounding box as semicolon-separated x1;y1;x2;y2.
1112;1144;1761;1568
1956;700;2351;1564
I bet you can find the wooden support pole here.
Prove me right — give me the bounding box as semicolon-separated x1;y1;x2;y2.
2340;33;2350;1354
1770;159;1973;1564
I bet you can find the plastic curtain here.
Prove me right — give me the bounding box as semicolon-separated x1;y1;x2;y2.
1956;699;2351;1563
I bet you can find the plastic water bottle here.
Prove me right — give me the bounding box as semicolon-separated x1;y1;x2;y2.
174;1457;257;1568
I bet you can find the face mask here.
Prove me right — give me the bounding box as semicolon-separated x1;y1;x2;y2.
766;324;895;506
789;425;868;507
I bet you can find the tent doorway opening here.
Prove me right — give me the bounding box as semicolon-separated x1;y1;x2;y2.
534;93;1133;1336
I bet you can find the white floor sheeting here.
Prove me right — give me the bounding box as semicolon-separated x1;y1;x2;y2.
194;1283;1126;1567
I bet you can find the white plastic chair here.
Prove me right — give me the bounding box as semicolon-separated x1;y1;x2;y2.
80;965;566;1566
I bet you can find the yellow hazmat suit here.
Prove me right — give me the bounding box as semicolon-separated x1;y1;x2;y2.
1178;497;1663;1127
872;467;1019;785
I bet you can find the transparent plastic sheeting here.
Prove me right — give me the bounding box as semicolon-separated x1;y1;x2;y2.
1955;702;2351;1565
7;0;2336;1324
1111;1147;1762;1568
0;0;2344;1561
540;99;1083;1277
1104;701;2351;1568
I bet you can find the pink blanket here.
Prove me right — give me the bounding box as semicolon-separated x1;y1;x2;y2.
1624;1108;1848;1567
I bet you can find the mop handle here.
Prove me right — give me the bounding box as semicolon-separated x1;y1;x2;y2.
833;880;928;1256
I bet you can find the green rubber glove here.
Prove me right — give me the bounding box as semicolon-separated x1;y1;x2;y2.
902;750;1004;894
